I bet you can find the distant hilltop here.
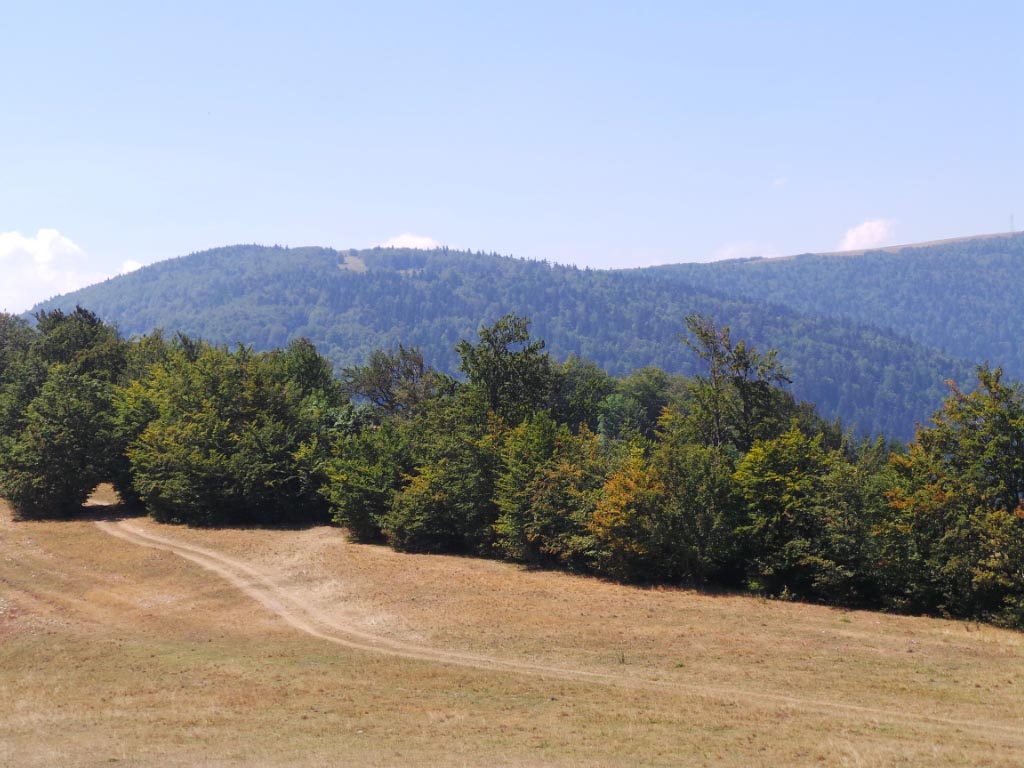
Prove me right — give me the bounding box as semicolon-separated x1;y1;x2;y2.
805;230;1020;260
31;231;1024;439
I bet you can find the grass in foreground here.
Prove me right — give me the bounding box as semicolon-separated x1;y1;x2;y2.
1;493;1022;767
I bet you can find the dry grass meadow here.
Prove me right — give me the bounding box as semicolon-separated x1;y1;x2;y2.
2;488;1022;767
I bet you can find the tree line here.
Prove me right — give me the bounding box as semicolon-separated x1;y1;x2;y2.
33;244;973;440
1;307;1021;628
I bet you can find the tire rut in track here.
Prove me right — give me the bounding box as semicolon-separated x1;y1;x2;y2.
96;519;1024;740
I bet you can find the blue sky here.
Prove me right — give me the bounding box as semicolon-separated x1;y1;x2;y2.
2;1;1021;312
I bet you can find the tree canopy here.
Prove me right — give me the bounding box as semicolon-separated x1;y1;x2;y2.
1;308;1022;628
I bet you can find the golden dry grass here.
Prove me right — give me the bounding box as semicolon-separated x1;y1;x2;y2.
1;490;1022;767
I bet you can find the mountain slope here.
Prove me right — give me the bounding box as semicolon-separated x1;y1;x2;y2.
648;232;1024;379
32;244;973;440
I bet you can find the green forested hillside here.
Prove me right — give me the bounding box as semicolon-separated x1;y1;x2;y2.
32;244;972;439
650;232;1024;378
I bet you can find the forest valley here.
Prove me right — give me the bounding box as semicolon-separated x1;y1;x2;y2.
1;307;1022;628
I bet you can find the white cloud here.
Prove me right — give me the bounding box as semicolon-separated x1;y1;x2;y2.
379;233;441;249
0;228;85;265
119;259;143;274
839;219;895;251
0;229;106;314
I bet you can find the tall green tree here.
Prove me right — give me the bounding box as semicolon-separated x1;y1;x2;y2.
33;306;125;381
0;365;117;518
881;367;1024;625
493;423;604;568
124;343;339;526
549;355;615;432
0;308;125;518
0;313;35;380
650;407;742;584
0;314;38;443
322;409;410;542
682;313;791;451
342;345;445;418
382;390;503;553
587;440;663;581
733;424;874;601
456;314;553;424
596;392;647;443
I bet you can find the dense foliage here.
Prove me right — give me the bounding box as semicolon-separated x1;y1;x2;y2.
31;243;981;440
651;232;1024;379
0;309;126;517
120;338;343;526
2;309;1022;628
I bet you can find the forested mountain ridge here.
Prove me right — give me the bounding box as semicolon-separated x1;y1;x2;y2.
32;243;974;440
649;232;1024;379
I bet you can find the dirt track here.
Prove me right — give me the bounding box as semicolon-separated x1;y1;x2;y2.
96;518;1024;740
97;519;589;676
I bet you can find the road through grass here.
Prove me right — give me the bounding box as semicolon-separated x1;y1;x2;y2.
2;497;1023;766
